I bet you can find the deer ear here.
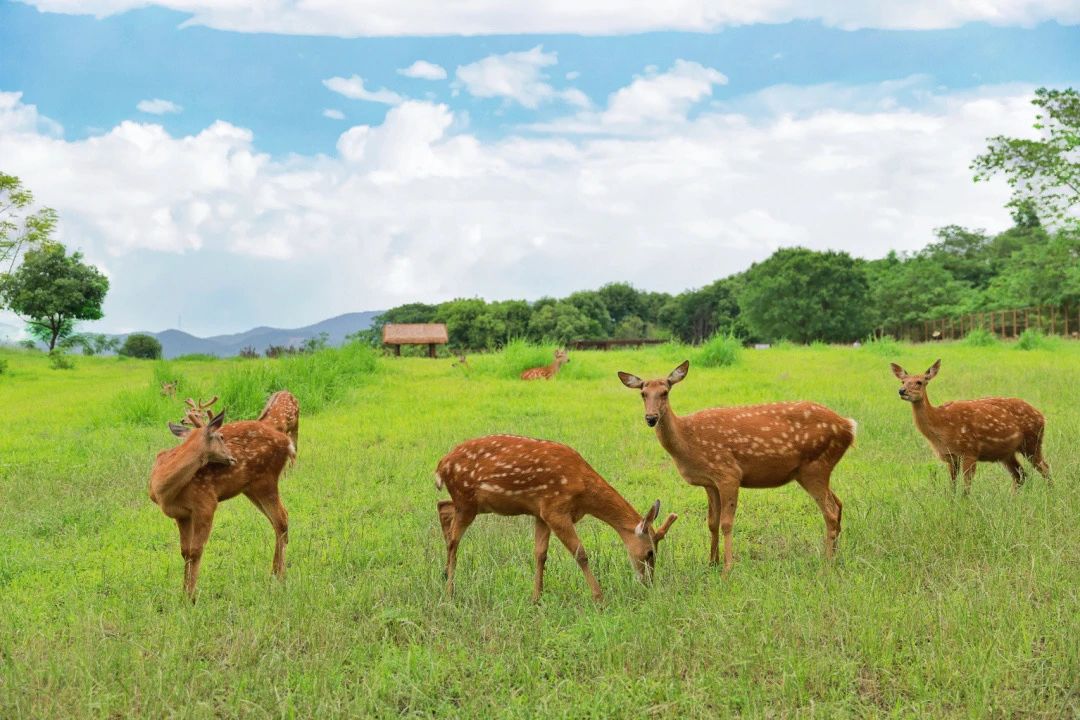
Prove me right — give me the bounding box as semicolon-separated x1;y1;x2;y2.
168;422;190;438
890;362;906;380
618;371;644;389
668;360;689;385
636;499;661;536
654;513;678;541
208;409;226;429
925;359;941;380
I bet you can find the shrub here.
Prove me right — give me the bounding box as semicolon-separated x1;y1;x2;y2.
48;350;75;370
1015;328;1058;351
861;335;901;357
961;328;998;347
119;333;162;359
696;334;741;368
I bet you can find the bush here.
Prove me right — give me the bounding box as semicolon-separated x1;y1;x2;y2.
48;350;75;370
961;328;999;347
1015;328;1058;351
696;334;741;368
861;335;901;357
119;333;162;359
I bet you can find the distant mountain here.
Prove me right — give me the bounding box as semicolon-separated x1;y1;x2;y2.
118;311;382;358
0;321;22;343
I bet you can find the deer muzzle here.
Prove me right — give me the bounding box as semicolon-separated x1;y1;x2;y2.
645;414;659;427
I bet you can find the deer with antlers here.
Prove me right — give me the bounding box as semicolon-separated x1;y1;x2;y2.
891;359;1050;493
619;361;855;573
149;396;296;600
435;435;678;601
521;349;569;380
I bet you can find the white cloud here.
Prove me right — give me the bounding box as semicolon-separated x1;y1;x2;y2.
455;46;589;109
137;98;183;115
18;0;1080;34
398;60;447;80
323;75;404;105
0;86;1037;336
323;108;345;120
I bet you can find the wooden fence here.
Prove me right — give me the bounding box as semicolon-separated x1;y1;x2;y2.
883;305;1078;342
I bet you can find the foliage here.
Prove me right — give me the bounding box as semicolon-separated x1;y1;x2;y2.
860;335;902;357
983;227;1080;309
961;328;999;347
1014;328;1058;351
62;333;121;356
0;244;109;350
659;277;742;344
0;172;57;280
973;87;1080;225
528;301;604;343
739;247;871;343
864;253;978;330
696;333;741;368
47;349;75;370
119;333;163;360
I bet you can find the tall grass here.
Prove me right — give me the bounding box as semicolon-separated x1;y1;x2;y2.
1015;328;1059;351
860;334;902;357
961;327;999;347
468;339;605;380
695;333;741;367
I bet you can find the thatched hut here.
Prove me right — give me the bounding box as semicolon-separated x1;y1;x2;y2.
382;323;449;358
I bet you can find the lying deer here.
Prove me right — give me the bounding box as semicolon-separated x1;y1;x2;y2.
149;400;296;600
160;381;178;397
435;435;678;601
619;361;855;572
891;359;1050;493
521;349;569;380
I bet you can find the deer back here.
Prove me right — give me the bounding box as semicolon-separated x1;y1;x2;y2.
193;421;295;501
258;390;300;445
923;396;1044;459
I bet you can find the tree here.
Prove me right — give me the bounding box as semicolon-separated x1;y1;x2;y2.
119;333;163;359
0;244;109;350
973;88;1080;225
0;173;57;279
864;253;978;332
528;301;603;343
659;277;741;344
738;248;870;343
597;282;644;325
984;227;1080;309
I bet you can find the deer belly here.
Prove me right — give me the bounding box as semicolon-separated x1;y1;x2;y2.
737;455;801;488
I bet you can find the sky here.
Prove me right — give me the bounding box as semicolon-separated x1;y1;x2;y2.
1;1;1078;336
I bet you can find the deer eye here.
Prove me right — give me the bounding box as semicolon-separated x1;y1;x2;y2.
915;381;922;386
645;550;655;560
641;392;646;398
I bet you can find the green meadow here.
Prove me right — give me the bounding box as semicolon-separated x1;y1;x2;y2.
0;341;1077;718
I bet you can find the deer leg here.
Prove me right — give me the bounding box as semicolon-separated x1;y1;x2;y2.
546;516;603;601
716;486;740;575
1002;455;1025;492
960;456;977;496
183;506;217;602
797;467;842;560
247;490;289;578
176;516;193;595
1026;445;1052;486
437;500;455;546
704;485;721;566
532;518;551;603
444;507;475;597
946;456;959;494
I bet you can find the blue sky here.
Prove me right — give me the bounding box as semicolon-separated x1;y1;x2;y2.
0;1;1078;336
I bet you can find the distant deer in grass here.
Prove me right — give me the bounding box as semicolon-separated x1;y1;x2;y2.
435;435;678;601
891;359;1050;493
160;381;178;397
521;349;569;380
150;398;296;600
618;361;855;572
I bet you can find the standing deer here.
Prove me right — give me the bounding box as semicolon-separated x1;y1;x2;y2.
891;359;1050;493
521;349;569;380
435;435;678;601
149;402;296;600
618;361;855;572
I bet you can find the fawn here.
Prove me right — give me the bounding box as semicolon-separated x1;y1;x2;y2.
891;359;1050;493
619;360;855;572
435;435;678;601
521;349;569;380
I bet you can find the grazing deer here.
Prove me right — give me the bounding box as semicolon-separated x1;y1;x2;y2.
160;381;178;397
257;390;300;447
435;435;678;601
521;349;569;380
149;403;296;600
891;359;1050;493
618;361;855;572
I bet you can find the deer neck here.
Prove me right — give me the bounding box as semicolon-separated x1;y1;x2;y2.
655;405;689;458
149;440;209;507
549;359;563;375
582;479;644;540
910;391;941;437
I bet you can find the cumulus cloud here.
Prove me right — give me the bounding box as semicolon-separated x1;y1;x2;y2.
18;0;1080;34
323;108;345;120
0;85;1035;336
323;75;404;104
455;46;589;109
136;98;183;115
398;60;447;80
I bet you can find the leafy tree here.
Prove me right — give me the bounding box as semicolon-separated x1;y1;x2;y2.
984;227;1080;309
0;244;109;350
597;282;643;325
973;88;1080;225
660;278;741;344
490;300;532;341
119;333;163;359
565;290;613;336
739;248;870;343
435;298;505;350
528;301;603;343
864;253;978;331
613;314;647;339
918;226;997;289
0;173;57;279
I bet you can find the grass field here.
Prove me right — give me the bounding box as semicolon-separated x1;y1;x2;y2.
0;341;1077;718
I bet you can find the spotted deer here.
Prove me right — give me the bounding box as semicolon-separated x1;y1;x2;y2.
257;390;300;447
619;361;855;572
160;381;179;397
891;359;1050;493
150;402;296;600
521;349;569;380
435;435;678;601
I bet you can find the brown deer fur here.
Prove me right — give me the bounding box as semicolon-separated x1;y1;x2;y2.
891;359;1050;493
435;435;677;601
258;390;300;447
520;349;569;380
149;407;297;600
619;361;854;572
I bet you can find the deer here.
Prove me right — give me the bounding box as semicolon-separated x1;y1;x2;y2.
435;435;678;601
891;359;1050;493
521;349;569;380
618;361;855;573
257;390;300;447
149;400;296;601
160;381;178;397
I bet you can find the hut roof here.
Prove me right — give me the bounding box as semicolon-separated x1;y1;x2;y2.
382;323;449;345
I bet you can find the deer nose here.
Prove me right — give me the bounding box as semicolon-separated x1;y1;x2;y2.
645;414;659;427
898;389;906;397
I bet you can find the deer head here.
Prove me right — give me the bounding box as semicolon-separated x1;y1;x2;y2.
555;349;569;367
168;409;235;465
890;359;940;403
625;499;678;582
618;360;689;427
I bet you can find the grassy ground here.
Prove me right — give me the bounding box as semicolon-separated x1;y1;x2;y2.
0;342;1077;718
